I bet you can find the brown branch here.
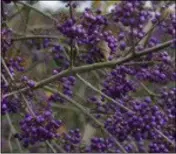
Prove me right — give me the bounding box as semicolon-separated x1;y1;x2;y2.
3;39;175;98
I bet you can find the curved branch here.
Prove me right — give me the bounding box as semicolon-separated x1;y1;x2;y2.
6;113;23;152
3;39;175;98
140;82;160;97
76;74;134;113
12;35;61;41
16;1;58;22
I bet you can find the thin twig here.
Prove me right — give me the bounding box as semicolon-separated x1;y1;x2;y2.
28;25;54;31
76;74;134;113
46;141;56;153
21;95;35;116
8;132;13;153
69;1;73;19
12;35;61;41
6;113;23;152
1;1;7;21
69;2;74;68
11;30;26;36
52;141;66;153
16;1;58;22
52;104;79;112
130;27;136;55
70;39;74;68
1;73;9;85
124;15;167;57
141;4;167;48
1;58;14;80
6;114;16;133
154;128;175;147
124;61;161;66
13;1;32;50
136;16;166;47
140;82;160;97
14;2;26;26
7;5;26;22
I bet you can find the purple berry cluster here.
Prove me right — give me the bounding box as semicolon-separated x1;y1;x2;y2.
85;137;119;153
57;6;118;63
43;38;50;48
105;98;167;140
51;45;70;69
1;26;23;116
87;94;175;152
15;111;62;147
152;7;176;38
149;140;170;153
103;31;118;52
8;57;25;73
159;87;176;119
49;75;76;103
1;97;21;115
1;28;13;54
80;9;118;61
21;76;36;88
57;19;86;39
61;129;81;152
79;47;104;64
111;1;152;52
112;1;151;28
102;66;136;99
1;57;25;84
135;52;175;83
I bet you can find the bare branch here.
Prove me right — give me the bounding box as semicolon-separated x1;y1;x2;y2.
6;113;23;152
76;74;134;113
12;35;61;41
16;1;58;23
3;39;175;98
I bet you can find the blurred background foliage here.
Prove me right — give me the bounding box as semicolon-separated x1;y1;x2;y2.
1;0;175;153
